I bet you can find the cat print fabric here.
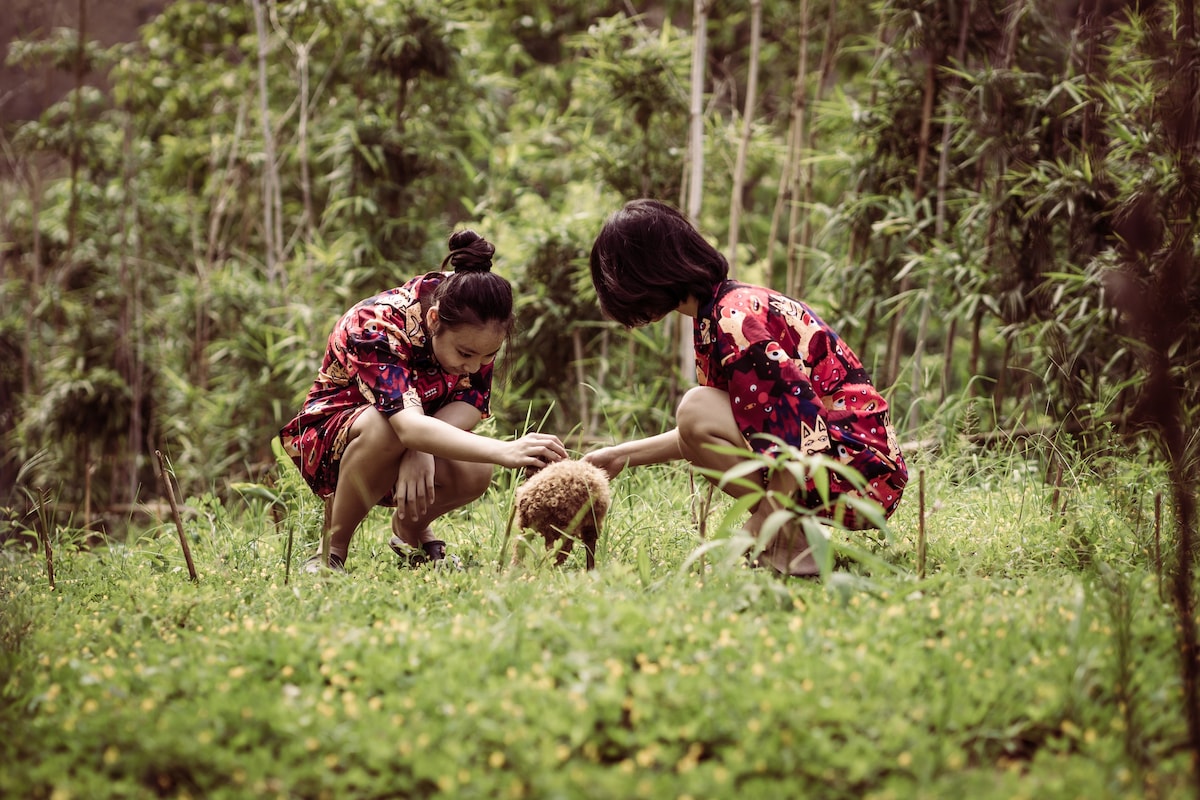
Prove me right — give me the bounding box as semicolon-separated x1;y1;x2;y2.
693;281;907;528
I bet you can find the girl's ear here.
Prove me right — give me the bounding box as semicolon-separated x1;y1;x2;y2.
426;304;440;333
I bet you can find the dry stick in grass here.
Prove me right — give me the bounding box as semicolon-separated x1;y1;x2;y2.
917;468;926;580
155;450;198;582
1155;492;1163;600
1055;455;1069;517
1050;456;1064;518
272;500;293;585
697;481;716;539
38;491;55;590
696;481;716;584
284;518;295;586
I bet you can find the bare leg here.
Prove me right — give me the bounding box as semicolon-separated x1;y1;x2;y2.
308;408;494;572
391;457;493;549
676;386;817;576
676;386;760;497
324;408;406;563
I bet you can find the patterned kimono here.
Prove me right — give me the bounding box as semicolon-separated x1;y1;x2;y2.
694;280;907;528
279;272;492;504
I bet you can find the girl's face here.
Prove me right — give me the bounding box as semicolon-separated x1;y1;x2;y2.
427;307;506;376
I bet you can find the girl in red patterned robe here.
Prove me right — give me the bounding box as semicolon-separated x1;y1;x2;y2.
583;200;907;576
280;230;566;572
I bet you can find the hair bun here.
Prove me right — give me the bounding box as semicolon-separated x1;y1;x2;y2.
442;229;495;273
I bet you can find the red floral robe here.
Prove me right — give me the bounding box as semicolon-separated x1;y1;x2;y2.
279;272;492;504
693;280;907;527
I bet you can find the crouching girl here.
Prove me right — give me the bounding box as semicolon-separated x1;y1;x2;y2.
582;200;907;576
280;230;566;572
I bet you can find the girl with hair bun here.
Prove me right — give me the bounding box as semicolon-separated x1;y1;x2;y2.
280;230;567;573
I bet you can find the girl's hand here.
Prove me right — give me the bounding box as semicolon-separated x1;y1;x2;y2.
502;432;567;470
582;447;629;481
394;450;436;522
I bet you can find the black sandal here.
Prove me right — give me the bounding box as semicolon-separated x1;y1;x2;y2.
302;551;346;573
390;536;462;570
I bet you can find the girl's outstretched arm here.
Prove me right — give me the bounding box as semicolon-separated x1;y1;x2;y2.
583;430;683;480
389;405;566;470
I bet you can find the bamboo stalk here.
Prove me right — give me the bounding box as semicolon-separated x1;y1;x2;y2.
251;0;283;286
797;0;838;292
65;0;88;253
681;0;710;384
766;2;809;289
155;450;198;582
726;0;762;273
685;0;709;223
940;316;957;404
785;0;811;298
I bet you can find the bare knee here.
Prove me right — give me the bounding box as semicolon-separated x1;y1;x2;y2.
442;459;494;502
677;386;738;446
350;407;405;458
463;461;494;499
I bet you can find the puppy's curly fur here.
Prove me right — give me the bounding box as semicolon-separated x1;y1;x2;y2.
514;459;611;570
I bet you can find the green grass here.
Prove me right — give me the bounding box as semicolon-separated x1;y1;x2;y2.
0;445;1193;799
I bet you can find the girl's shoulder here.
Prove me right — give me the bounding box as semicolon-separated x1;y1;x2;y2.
361;272;438;309
717;282;823;319
710;281;783;315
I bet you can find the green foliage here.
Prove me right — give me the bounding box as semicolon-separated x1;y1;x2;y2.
0;448;1191;798
3;0;1199;792
2;0;1198;561
565;13;692;200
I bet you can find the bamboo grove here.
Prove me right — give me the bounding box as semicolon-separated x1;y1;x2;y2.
1;0;1197;530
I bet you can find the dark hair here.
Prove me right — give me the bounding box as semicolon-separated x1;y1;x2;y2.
430;229;514;332
589;199;729;327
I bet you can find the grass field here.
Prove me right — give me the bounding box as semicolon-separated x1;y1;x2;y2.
1;442;1194;799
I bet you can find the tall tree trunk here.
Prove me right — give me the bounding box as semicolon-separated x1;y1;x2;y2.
940;315;957;404
681;0;710;385
794;0;841;297
23;166;44;396
968;310;982;398
910;0;970;429
297;40;316;254
116;88;143;507
766;0;809;291
252;0;283;288
726;0;762;275
66;0;88;256
884;10;941;389
994;335;1011;422
272;3;327;255
192;98;248;389
784;0;811;298
1162;0;1200;774
685;0;710;225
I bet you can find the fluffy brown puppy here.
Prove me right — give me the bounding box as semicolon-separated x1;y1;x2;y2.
513;459;611;570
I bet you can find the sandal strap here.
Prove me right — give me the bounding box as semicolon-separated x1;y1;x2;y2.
421;540;447;560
